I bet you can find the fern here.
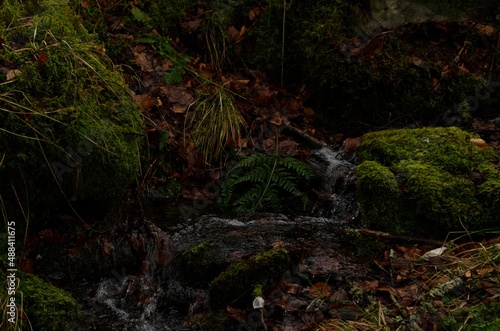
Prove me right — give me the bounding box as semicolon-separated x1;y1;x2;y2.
218;153;316;213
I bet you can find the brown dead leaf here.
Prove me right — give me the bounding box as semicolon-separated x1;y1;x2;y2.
172;104;187;113
249;7;260;21
37;51;48;67
356;280;379;292
410;56;426;69
431;77;441;92
403;247;423;261
485;287;500;295
303;107;315;116
180;18;203;33
476;267;495;276
476;24;497;37
134;51;154;72
228;26;240;41
161;86;194;114
268;114;283;126
470;138;488;148
134;94;156;113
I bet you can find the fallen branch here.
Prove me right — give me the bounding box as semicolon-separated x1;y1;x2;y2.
282;119;328;147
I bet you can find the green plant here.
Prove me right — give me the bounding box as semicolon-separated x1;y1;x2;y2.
137;35;192;85
218;153;316;213
188;85;245;163
0;0;142;217
203;9;231;77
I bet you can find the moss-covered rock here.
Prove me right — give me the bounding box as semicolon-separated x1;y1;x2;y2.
209;248;291;309
1;268;79;330
356;127;500;236
0;0;142;217
180;236;235;284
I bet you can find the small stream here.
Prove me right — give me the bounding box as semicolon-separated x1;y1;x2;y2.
70;146;362;330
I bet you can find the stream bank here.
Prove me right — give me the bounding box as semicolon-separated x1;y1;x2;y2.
2;0;500;330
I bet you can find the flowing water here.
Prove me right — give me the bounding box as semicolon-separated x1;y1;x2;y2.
75;146;360;330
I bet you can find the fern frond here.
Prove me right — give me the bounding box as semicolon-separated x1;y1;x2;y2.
218;153;316;213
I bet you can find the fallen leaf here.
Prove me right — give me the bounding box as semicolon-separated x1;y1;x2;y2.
173;104;187;113
180;18;203;33
6;69;22;81
134;94;156;113
249;7;260;21
355;280;379;292
476;24;497;37
268;114;282;126
470;138;488;148
228;26;240;41
476;267;495;276
134;51;154;72
422;247;446;260
430;77;441;92
303;107;315;116
37;51;48;67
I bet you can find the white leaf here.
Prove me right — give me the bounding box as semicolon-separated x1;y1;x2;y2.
422;247;446;260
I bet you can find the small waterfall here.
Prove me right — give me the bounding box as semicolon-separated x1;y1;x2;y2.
77;147;362;330
310;146;360;221
90;221;190;330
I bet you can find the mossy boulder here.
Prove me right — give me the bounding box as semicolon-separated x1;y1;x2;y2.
180;236;235;284
1;268;79;330
209;248;291;309
356;127;500;236
0;0;142;217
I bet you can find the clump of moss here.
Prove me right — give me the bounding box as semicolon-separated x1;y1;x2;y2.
356;160;406;234
357;127;499;236
1;269;79;331
209;248;291;309
0;0;142;216
193;310;232;331
360;127;496;174
180;236;237;284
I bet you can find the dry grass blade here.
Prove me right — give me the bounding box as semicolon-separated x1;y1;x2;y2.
189;86;245;163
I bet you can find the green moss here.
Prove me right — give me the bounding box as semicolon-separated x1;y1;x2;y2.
1;269;79;331
193;310;232;331
356;160;405;234
359;127;497;174
439;301;500;330
478;169;500;223
0;0;142;216
396;160;482;232
356;127;499;236
180;236;236;283
209;248;291;309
